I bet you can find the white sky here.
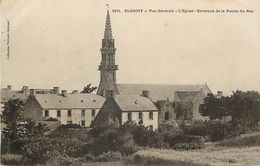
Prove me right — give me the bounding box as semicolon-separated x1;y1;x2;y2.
1;0;260;95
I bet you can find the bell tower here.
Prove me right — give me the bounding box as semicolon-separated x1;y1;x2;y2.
97;9;119;96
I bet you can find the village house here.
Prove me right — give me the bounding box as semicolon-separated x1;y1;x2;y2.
92;90;159;130
22;89;105;127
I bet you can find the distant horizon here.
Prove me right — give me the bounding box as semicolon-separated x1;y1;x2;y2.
1;0;260;95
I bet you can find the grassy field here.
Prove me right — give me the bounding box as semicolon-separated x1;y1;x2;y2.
218;132;260;147
135;146;260;166
132;133;260;166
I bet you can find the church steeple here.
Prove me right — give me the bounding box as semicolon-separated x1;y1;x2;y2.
104;10;113;40
97;8;119;97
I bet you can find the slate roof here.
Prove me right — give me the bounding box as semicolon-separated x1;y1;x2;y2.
1;89;29;103
114;95;158;112
117;84;211;102
174;91;202;103
33;93;105;109
1;87;55;103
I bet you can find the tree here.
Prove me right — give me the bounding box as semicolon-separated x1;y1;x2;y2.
2;99;25;152
229;90;260;129
2;99;50;158
199;93;230;120
81;83;97;93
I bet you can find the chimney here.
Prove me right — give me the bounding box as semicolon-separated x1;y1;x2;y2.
106;90;115;98
53;87;59;94
142;90;150;98
61;90;67;97
7;85;11;90
217;91;223;98
30;89;36;96
22;86;29;92
72;90;78;94
101;89;106;97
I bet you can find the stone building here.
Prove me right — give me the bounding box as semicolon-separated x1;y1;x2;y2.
92;90;159;130
22;89;105;127
156;99;175;123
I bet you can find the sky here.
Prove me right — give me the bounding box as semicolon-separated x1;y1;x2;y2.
1;0;260;95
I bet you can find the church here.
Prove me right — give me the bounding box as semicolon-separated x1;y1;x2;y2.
94;9;211;129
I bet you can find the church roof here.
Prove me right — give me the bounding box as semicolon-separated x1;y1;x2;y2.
114;94;158;112
117;83;211;102
32;93;105;109
174;91;202;103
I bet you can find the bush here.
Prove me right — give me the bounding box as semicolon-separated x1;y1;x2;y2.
132;125;169;148
1;153;24;165
1;134;11;154
180;120;236;142
206;120;234;141
46;117;59;121
66;123;82;128
83;154;95;162
169;134;204;149
95;151;123;162
181;120;208;137
173;143;204;150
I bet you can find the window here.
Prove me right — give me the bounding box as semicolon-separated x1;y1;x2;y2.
149;111;153;120
44;110;49;117
67;121;72;125
139;112;143;120
92;109;96;117
81;109;85;116
68;110;72;117
81;120;85;127
57;110;61;117
128;112;132;121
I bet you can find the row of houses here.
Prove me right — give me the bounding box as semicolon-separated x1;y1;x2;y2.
1;84;213;130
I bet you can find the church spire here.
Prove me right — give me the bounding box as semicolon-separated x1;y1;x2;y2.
104;10;113;39
97;7;119;96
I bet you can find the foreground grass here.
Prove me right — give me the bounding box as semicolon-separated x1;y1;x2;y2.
218;132;260;147
135;146;260;166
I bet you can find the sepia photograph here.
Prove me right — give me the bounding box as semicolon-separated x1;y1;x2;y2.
1;0;260;165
